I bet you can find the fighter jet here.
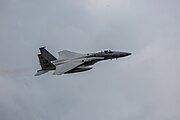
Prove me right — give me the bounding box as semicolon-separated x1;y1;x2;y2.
35;47;131;76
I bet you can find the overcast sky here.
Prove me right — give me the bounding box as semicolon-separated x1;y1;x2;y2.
0;0;180;120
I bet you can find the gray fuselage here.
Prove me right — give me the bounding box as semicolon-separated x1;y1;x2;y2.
51;50;131;74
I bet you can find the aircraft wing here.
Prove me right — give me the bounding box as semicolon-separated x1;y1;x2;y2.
58;50;84;60
53;61;83;75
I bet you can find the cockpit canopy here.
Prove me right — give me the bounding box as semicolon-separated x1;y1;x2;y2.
103;49;113;53
96;49;114;54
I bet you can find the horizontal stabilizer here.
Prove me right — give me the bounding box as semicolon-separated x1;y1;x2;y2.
58;50;84;60
34;70;49;76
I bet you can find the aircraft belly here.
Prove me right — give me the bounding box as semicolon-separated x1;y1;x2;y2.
81;59;101;66
65;66;92;74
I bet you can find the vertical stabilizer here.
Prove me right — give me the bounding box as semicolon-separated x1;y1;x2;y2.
35;48;57;76
38;54;56;70
39;47;57;61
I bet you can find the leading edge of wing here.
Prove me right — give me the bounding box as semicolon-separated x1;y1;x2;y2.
53;61;83;75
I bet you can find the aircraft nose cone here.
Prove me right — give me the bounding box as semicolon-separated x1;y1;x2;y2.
126;52;132;56
119;52;132;57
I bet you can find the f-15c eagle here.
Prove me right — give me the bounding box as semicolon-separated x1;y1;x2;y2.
35;47;131;76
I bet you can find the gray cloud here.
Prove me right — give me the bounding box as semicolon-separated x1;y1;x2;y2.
0;0;180;120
